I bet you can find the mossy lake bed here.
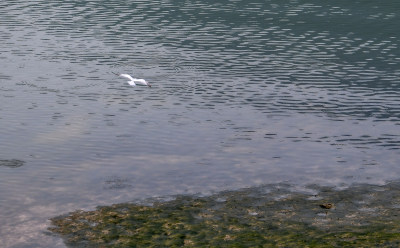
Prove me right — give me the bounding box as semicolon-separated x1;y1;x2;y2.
49;182;400;247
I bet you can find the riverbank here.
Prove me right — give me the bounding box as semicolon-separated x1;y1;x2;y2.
49;182;400;247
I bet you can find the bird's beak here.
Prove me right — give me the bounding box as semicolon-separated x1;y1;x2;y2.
147;83;151;87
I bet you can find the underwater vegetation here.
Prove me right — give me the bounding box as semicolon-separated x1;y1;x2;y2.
49;182;400;247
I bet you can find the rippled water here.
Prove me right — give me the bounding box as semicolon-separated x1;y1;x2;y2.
0;0;399;247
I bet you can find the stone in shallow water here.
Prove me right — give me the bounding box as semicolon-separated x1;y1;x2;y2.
49;182;400;247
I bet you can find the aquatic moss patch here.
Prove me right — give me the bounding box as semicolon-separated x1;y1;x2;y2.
49;182;400;247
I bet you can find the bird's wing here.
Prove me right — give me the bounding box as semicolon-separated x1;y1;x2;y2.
133;79;146;85
120;74;134;81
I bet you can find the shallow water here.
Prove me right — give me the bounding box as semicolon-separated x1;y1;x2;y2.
0;0;399;247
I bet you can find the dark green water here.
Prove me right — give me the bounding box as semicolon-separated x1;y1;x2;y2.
0;0;399;246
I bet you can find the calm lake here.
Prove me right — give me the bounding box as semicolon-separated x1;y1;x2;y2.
0;0;399;247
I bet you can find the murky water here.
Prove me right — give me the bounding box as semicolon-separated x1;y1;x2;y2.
0;0;399;247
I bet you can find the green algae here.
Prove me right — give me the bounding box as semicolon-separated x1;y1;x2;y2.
49;182;400;247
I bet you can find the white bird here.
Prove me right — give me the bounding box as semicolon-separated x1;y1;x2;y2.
120;74;151;87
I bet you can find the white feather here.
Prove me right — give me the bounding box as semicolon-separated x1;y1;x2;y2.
120;74;134;81
119;73;151;87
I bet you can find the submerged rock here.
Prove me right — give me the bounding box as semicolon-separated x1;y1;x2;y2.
0;159;25;168
49;182;400;247
319;203;333;209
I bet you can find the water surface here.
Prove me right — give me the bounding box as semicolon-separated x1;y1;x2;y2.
0;0;399;247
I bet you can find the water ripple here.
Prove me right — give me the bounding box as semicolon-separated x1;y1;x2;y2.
0;0;400;246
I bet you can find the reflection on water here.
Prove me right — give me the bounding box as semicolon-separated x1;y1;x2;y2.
0;0;399;247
